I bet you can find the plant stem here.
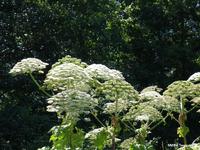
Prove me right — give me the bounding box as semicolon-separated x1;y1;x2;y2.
90;111;106;127
150;114;169;130
192;135;200;144
111;116;116;150
29;73;51;97
187;105;199;114
179;97;187;145
169;113;179;123
120;121;135;132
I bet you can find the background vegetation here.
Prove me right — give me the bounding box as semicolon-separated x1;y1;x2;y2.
0;0;200;149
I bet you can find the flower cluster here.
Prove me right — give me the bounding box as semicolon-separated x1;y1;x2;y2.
191;97;200;104
141;85;162;93
153;96;180;112
187;72;200;83
47;90;98;120
52;55;88;68
9;58;48;75
191;97;200;113
96;79;139;102
120;137;135;149
84;64;124;81
139;91;163;102
139;95;179;113
44;63;92;92
85;127;106;139
123;104;163;122
103;99;137;114
163;81;195;100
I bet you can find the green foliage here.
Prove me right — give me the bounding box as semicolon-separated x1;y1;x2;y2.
50;122;84;150
85;127;109;150
130;144;155;150
120;137;156;150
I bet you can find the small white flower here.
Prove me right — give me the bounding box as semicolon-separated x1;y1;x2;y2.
9;58;48;75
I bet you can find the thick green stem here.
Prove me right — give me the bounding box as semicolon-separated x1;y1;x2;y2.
90;111;106;127
179;97;188;145
111;115;116;150
29;73;51;97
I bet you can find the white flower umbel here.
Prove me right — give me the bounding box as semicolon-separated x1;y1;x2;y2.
52;55;88;68
120;137;135;150
84;64;124;81
135;115;150;122
163;81;200;101
85;127;105;139
9;58;48;75
187;72;200;83
151;96;180;112
44;63;92;92
104;99;137;114
139;91;163;102
47;90;98;120
163;81;194;100
141;85;162;93
191;97;200;104
123;104;163;122
191;97;200;113
96;79;139;102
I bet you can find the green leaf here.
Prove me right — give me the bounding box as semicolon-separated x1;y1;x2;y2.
50;123;84;150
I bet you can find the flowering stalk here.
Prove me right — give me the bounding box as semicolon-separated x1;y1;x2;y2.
150;113;170;130
177;97;188;145
29;73;51;97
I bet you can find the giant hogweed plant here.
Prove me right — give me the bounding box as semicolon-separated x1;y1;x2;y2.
10;55;200;150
